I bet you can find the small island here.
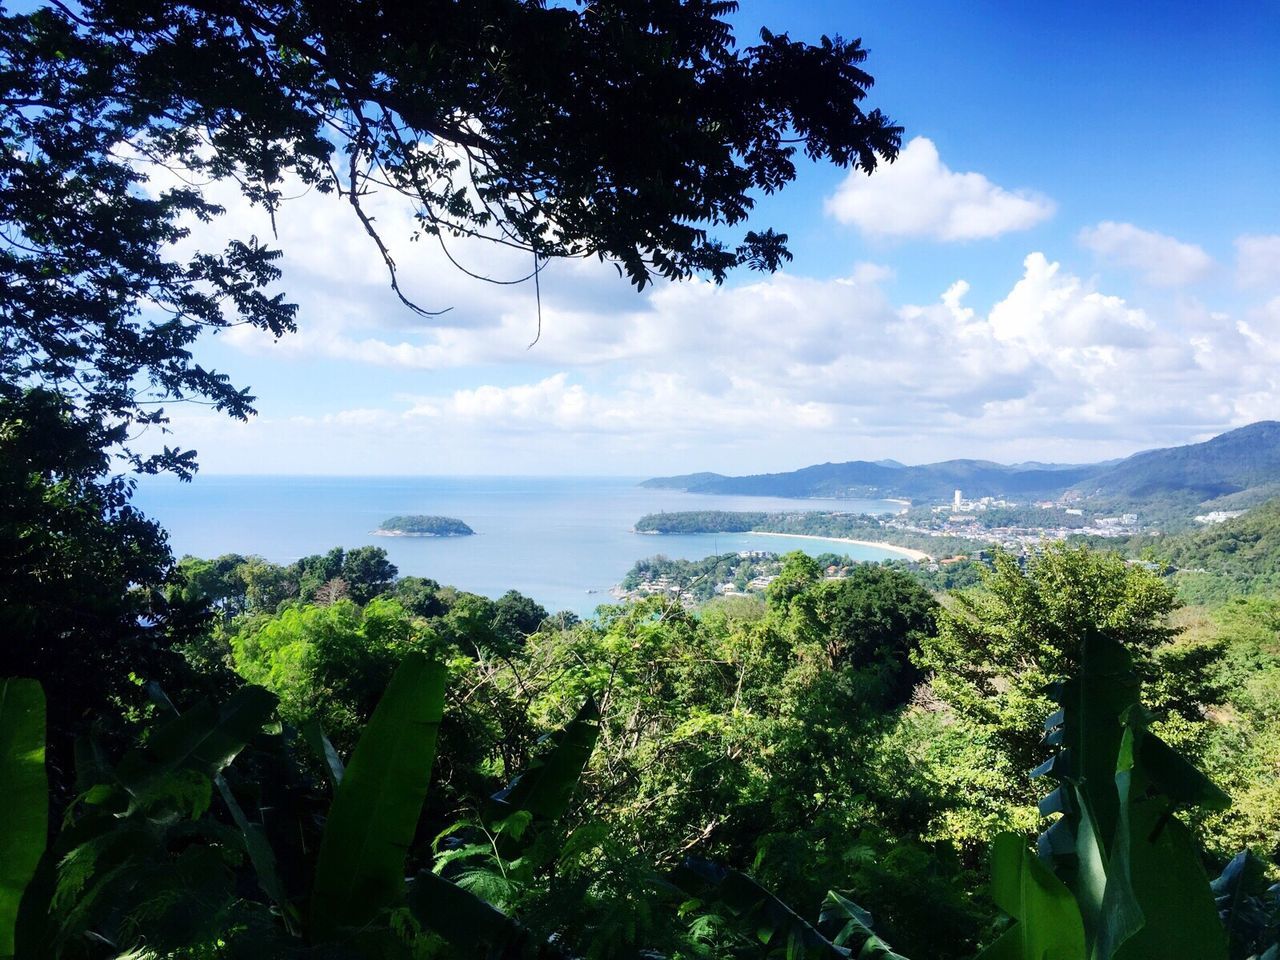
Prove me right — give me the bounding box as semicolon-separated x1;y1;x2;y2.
374;515;474;537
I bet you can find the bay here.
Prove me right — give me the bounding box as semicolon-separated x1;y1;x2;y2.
133;475;907;617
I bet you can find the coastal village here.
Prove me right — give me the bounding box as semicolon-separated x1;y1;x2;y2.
883;488;1147;553
613;487;1252;604
611;550;865;607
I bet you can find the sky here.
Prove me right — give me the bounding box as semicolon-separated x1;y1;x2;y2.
154;0;1280;476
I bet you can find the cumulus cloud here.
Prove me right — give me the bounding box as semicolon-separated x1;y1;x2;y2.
1236;234;1280;290
824;137;1055;241
1077;221;1213;286
158;243;1280;475
140;144;1279;474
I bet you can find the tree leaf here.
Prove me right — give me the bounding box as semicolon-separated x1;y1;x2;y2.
0;679;47;958
112;685;278;798
485;697;599;827
309;653;446;943
982;832;1086;960
300;718;345;790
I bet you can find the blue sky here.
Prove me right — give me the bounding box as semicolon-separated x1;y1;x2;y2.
160;0;1280;475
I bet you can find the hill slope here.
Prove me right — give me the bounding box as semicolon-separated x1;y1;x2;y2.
1071;421;1280;505
643;459;1096;500
1139;497;1280;602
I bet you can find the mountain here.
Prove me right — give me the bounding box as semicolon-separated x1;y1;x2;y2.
1070;421;1280;504
643;422;1280;508
644;458;1097;500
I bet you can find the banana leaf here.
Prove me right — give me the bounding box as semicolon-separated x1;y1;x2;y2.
672;858;846;959
406;868;567;959
1099;715;1228;960
977;832;1085;960
309;653;446;943
112;685;278;801
1212;851;1275;960
1;679;47;958
819;891;911;959
301;718;345;790
485;697;599;828
215;774;297;928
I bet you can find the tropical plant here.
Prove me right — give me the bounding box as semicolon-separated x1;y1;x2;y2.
1;679;46;958
2;654;602;958
661;628;1278;960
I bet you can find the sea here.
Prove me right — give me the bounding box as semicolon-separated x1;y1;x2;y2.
132;475;906;618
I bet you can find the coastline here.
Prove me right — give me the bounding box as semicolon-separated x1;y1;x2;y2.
746;530;932;562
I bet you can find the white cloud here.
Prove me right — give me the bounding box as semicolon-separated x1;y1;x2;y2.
1236;234;1280;290
135;145;1280;474
824;137;1055;241
158;245;1280;475
1077;221;1213;286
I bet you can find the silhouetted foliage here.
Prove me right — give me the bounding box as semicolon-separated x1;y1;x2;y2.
1;0;900;471
0;390;209;795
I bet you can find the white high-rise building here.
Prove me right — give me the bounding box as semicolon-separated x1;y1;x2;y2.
953;489;962;509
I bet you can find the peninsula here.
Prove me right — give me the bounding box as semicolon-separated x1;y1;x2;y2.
374;515;474;537
634;511;948;560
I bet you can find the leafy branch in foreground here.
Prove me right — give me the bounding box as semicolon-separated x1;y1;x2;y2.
3;654;601;958
1;0;900;471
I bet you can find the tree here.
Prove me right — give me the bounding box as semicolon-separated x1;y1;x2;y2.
492;589;550;646
916;544;1218;772
393;575;447;618
766;551;823;609
230;596;422;746
338;545;398;605
174;553;251;618
785;565;936;704
292;547;346;603
0;390;209;792
1;0;901;471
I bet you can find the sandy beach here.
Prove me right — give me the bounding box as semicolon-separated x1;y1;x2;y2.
746;530;932;562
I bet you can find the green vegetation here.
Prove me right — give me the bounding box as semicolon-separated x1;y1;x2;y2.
5;0;1280;956
622;551;883;602
637;510;771;533
376;515;475;537
6;543;1280;959
1126;499;1280;604
621;550;985;604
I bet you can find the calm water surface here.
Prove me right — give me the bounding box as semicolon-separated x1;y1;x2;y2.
134;475;905;617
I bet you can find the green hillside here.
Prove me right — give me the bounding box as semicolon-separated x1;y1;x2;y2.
1136;496;1280;601
1074;421;1280;507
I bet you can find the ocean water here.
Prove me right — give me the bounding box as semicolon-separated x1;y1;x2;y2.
133;475;906;617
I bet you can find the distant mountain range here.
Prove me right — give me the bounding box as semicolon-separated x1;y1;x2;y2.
643;422;1280;509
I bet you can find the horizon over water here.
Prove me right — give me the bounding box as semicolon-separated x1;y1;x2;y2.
133;475;907;617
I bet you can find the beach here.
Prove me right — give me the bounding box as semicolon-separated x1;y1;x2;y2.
746;530;932;562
